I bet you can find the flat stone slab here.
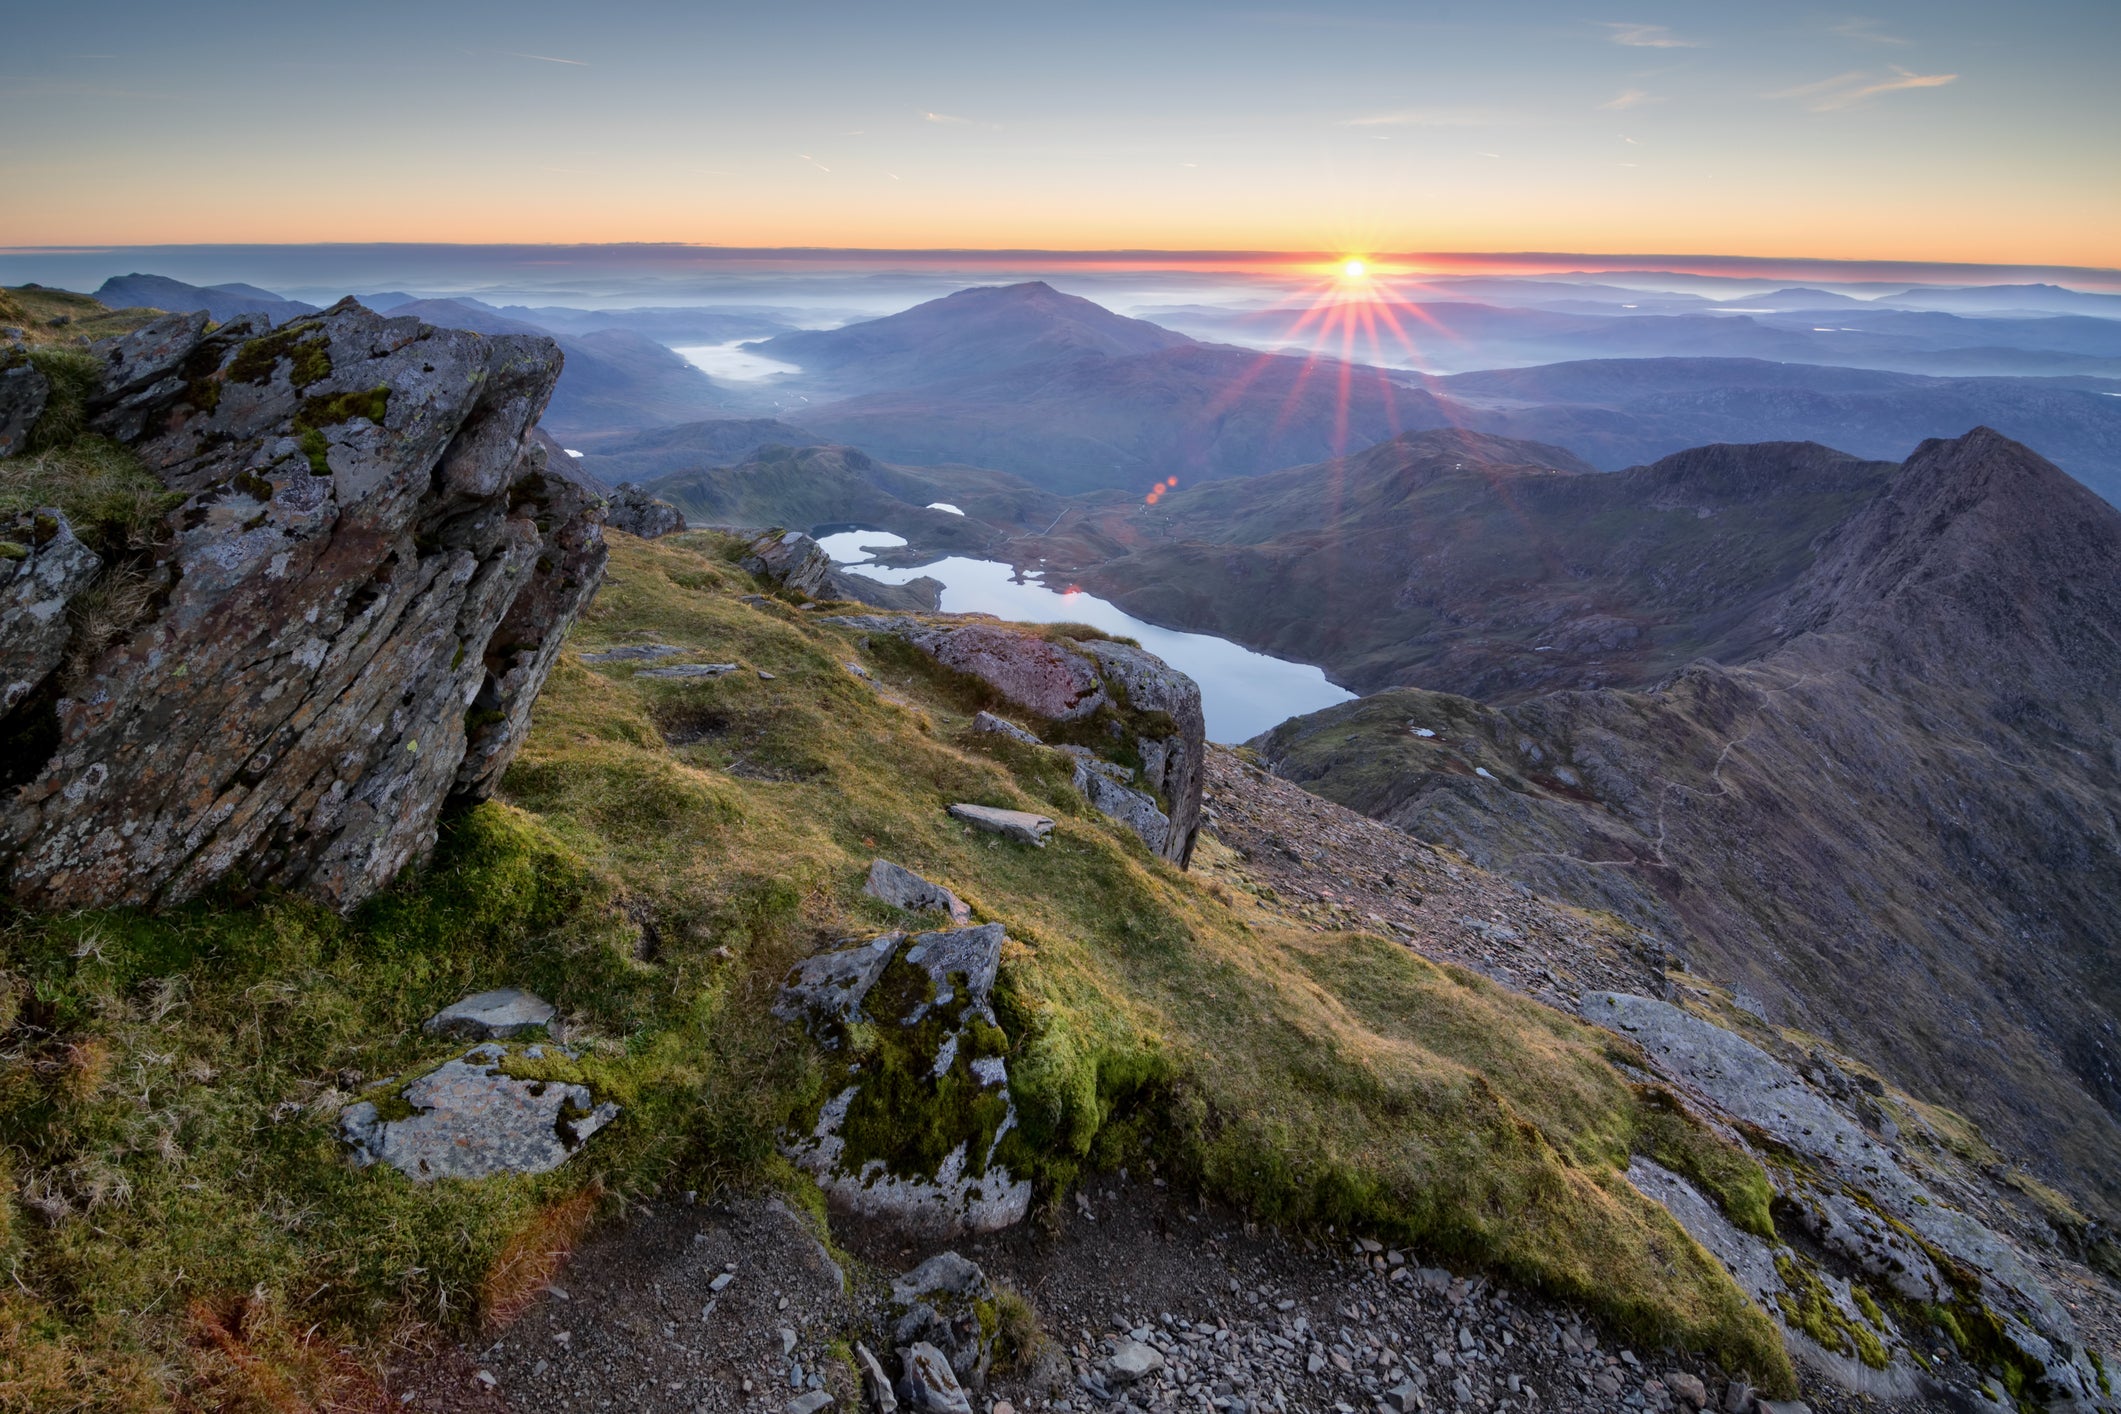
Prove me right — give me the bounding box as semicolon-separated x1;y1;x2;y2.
341;1043;618;1182
423;987;555;1039
773;933;903;1028
581;644;684;663
948;803;1053;846
970;711;1041;745
866;859;972;924
637;662;741;679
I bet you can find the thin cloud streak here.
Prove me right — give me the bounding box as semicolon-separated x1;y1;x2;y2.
1601;23;1704;49
1774;66;1959;111
922;111;972;125
1601;88;1655;111
502;51;587;65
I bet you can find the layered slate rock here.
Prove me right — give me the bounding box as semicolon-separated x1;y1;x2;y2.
0;357;48;458
828;614;1205;866
743;529;832;597
340;1042;619;1182
1586;992;2105;1406
1;510;99;718
778;924;1030;1236
0;300;605;911
865;858;972;925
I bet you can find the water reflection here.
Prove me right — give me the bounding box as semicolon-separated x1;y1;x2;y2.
815;530;1352;742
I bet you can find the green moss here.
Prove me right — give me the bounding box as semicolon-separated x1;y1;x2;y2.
1851;1284;1886;1329
0;435;181;556
2089;1348;2109;1396
1773;1255;1888;1369
1636;1099;1776;1239
228;325;332;389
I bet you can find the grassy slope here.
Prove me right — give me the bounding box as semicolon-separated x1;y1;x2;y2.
0;528;1792;1408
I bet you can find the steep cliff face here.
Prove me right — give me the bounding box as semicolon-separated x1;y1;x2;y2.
1258;429;2121;1219
0;299;606;910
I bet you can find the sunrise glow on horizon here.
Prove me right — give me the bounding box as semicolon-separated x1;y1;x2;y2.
5;1;2116;268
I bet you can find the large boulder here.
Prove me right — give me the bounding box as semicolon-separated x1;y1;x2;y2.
743;528;832;597
604;482;685;539
828;615;1205;867
779;924;1031;1236
0;300;605;911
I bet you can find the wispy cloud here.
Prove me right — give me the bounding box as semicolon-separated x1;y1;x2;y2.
1601;22;1704;48
922;111;972;126
1773;65;1958;110
1829;17;1909;44
502;51;587;66
1601;88;1657;111
798;154;831;173
1342;107;1516;128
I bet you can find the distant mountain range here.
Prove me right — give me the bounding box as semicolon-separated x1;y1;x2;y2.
1250;428;2121;1220
1029;428;1899;696
92;273;317;326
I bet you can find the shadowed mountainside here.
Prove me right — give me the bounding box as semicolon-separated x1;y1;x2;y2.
1032;428;1898;696
1256;427;2121;1219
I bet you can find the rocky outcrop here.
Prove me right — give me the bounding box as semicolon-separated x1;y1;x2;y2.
0;356;48;457
743;529;832;597
828;614;1205;866
0;300;605;911
1588;992;2107;1408
2;511;98;716
603;482;685;539
778;924;1031;1236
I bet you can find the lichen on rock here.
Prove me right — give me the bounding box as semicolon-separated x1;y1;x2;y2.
0;299;607;911
779;924;1031;1236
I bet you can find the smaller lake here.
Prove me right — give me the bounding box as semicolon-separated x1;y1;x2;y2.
673;341;802;382
816;530;1354;742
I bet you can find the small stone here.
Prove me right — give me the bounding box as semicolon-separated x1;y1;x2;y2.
783;1328;799;1356
1755;1403;1809;1414
581;644;685;663
948;803;1055;846
422;988;556;1040
637;662;741;679
1722;1381;1752;1414
899;1341;973;1414
1107;1340;1165;1384
1383;1381;1423;1414
710;1272;735;1292
1666;1373;1707;1408
857;1343;899;1414
789;1393;836;1414
474;1370;497;1388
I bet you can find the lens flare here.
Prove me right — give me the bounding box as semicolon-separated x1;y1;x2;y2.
1340;258;1368;280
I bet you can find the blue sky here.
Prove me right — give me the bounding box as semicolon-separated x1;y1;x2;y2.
5;1;2115;264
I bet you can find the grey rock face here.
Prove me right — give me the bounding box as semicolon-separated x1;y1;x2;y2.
340;1043;618;1182
780;925;1030;1235
0;358;49;457
970;710;1041;745
1;510;99;717
604;482;685;539
897;1342;972;1414
743;529;833;597
1593;995;2104;1406
0;300;605;912
422;987;556;1040
948;803;1054;846
1072;759;1170;855
891;1253;996;1389
865;859;972;924
772;932;903;1029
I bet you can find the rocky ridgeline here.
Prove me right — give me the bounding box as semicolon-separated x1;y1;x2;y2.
0;300;605;910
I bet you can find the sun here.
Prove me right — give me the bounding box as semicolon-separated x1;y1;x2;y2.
1339;257;1369;281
